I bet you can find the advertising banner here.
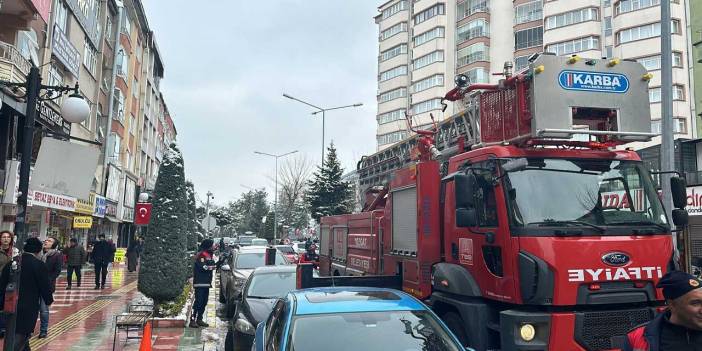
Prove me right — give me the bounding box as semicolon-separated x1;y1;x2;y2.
75;193;96;215
28;190;76;212
51;25;80;78
73;216;93;229
93;195;107;218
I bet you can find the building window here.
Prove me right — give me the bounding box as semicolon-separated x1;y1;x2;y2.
545;8;598;30
615;0;659;15
413;50;444;70
105;15;113;42
414;27;445;47
111;133;121;160
546;36;599;56
636;52;683;71
377;131;408;146
604;16;612;36
54;0;69;34
616;20;681;44
116;48;129;77
673;85;685;100
606;45;613;58
412;74;444;93
414;3;445;25
380;44;408;62
411;98;442;114
382;0;408;20
651;118;687;134
379;65;408;81
456;19;489;44
80;97;93;131
380;22;407;41
378;87;407;103
83;40;98;76
457;43;488;67
47;64;64;100
113;89;125;122
122;13;132;36
515;26;543;50
462;67;488;83
17;29;40;65
515;55;531;70
457;0;488;21
133;78;139;97
514;1;542;25
649;85;685;102
129;114;136;135
378;109;406;124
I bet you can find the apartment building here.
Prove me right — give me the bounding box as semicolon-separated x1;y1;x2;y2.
375;0;697;151
691;0;701;136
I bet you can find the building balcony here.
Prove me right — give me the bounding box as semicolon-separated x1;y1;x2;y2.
0;41;31;87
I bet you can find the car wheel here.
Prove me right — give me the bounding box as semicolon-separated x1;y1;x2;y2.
442;312;468;346
225;329;234;351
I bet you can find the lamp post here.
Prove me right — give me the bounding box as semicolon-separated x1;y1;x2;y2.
282;94;361;164
205;191;214;236
254;150;298;243
0;65;90;350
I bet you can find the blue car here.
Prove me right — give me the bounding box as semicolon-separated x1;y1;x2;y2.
253;287;472;351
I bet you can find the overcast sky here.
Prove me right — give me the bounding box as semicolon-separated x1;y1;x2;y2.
143;0;379;206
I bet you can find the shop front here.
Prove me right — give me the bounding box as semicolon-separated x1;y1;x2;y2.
26;190;77;244
104;199;120;242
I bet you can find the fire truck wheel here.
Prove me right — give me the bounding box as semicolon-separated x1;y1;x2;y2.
443;312;468;346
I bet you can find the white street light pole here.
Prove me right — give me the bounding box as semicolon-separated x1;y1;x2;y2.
282;93;362;164
254;150;298;243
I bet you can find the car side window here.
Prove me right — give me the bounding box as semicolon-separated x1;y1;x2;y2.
265;300;285;350
268;303;288;351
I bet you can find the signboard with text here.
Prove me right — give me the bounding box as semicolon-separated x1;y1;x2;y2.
52;25;80;78
93;195;107;218
28;190;76;212
73;216;93;229
75;193;96;215
105;200;119;218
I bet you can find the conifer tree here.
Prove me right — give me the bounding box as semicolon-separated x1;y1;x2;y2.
138;143;189;310
185;181;198;251
305;143;353;222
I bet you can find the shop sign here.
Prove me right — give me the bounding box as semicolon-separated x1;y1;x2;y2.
114;248;126;263
28;190;76;212
686;186;702;216
93;195;107;218
75;192;96;215
73;216;93;229
105;200;118;218
37;101;71;135
52;24;81;78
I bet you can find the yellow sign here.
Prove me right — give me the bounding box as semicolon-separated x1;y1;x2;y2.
114;248;126;263
73;216;93;229
75;193;96;215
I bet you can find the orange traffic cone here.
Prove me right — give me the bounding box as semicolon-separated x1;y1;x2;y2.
139;320;153;351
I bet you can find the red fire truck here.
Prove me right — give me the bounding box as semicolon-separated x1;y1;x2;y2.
309;54;689;351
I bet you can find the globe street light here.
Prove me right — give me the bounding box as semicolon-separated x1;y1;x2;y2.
1;65;89;350
282;93;362;164
254;150;298;243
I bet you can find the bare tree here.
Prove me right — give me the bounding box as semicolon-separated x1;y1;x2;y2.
277;155;313;237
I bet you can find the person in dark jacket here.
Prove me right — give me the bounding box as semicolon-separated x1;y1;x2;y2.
126;240;139;272
190;239;215;328
91;234;113;289
620;271;702;351
0;237;53;350
39;237;62;338
0;231;14;338
63;238;86;289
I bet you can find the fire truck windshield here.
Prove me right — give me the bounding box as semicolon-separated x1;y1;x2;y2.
503;158;668;234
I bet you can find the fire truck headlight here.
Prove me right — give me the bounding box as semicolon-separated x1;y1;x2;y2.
519;324;536;342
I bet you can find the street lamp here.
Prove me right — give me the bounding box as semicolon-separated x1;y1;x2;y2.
282;93;362;164
0;65;89;350
204;191;215;236
254;150;298;243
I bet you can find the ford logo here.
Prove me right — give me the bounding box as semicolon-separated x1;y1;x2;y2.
602;252;630;267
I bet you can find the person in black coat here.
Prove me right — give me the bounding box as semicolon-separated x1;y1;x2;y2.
38;237;62;338
91;234;113;289
0;237;54;350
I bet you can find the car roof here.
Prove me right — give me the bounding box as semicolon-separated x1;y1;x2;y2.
252;265;297;274
236;246;273;253
290;287;427;315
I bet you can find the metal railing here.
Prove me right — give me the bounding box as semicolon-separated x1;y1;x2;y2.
0;41;31;83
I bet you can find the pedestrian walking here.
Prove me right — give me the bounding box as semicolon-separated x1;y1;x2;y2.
39;237;62;338
190;239;215;328
63;238;86;289
619;271;702;350
126;240;139;272
91;234;113;289
0;237;54;350
0;231;14;338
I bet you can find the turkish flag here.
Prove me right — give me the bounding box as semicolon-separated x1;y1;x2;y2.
135;203;153;226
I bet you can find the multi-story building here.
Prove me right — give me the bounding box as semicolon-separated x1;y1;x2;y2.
0;0;177;248
691;0;701;136
374;0;696;151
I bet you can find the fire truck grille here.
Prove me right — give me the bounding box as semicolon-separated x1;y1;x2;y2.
575;308;653;350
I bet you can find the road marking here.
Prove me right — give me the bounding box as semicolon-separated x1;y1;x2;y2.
29;281;138;349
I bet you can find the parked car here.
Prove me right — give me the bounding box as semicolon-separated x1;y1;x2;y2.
250;238;268;246
252;287;471;351
225;265;297;351
274;245;299;263
218;246;289;309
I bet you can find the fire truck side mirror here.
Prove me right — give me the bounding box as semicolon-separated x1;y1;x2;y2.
670;176;687;209
672;209;689;226
456;208;478;228
455;174;477;209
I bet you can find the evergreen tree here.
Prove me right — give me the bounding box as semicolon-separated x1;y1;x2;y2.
305;143;353;222
185;181;198;251
138;143;189;310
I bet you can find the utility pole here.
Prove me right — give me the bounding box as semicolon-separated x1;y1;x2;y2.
205;191;213;236
254;150;298;243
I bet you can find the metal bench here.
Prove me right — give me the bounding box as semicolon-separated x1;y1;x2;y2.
112;303;153;350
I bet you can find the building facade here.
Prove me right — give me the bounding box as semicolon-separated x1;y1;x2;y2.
0;0;177;249
375;0;697;151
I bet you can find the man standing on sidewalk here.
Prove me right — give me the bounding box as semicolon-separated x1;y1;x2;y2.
39;237;62;338
64;238;86;289
91;234;113;289
190;239;215;328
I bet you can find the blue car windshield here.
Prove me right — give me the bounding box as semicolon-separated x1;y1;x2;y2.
288;310;461;351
